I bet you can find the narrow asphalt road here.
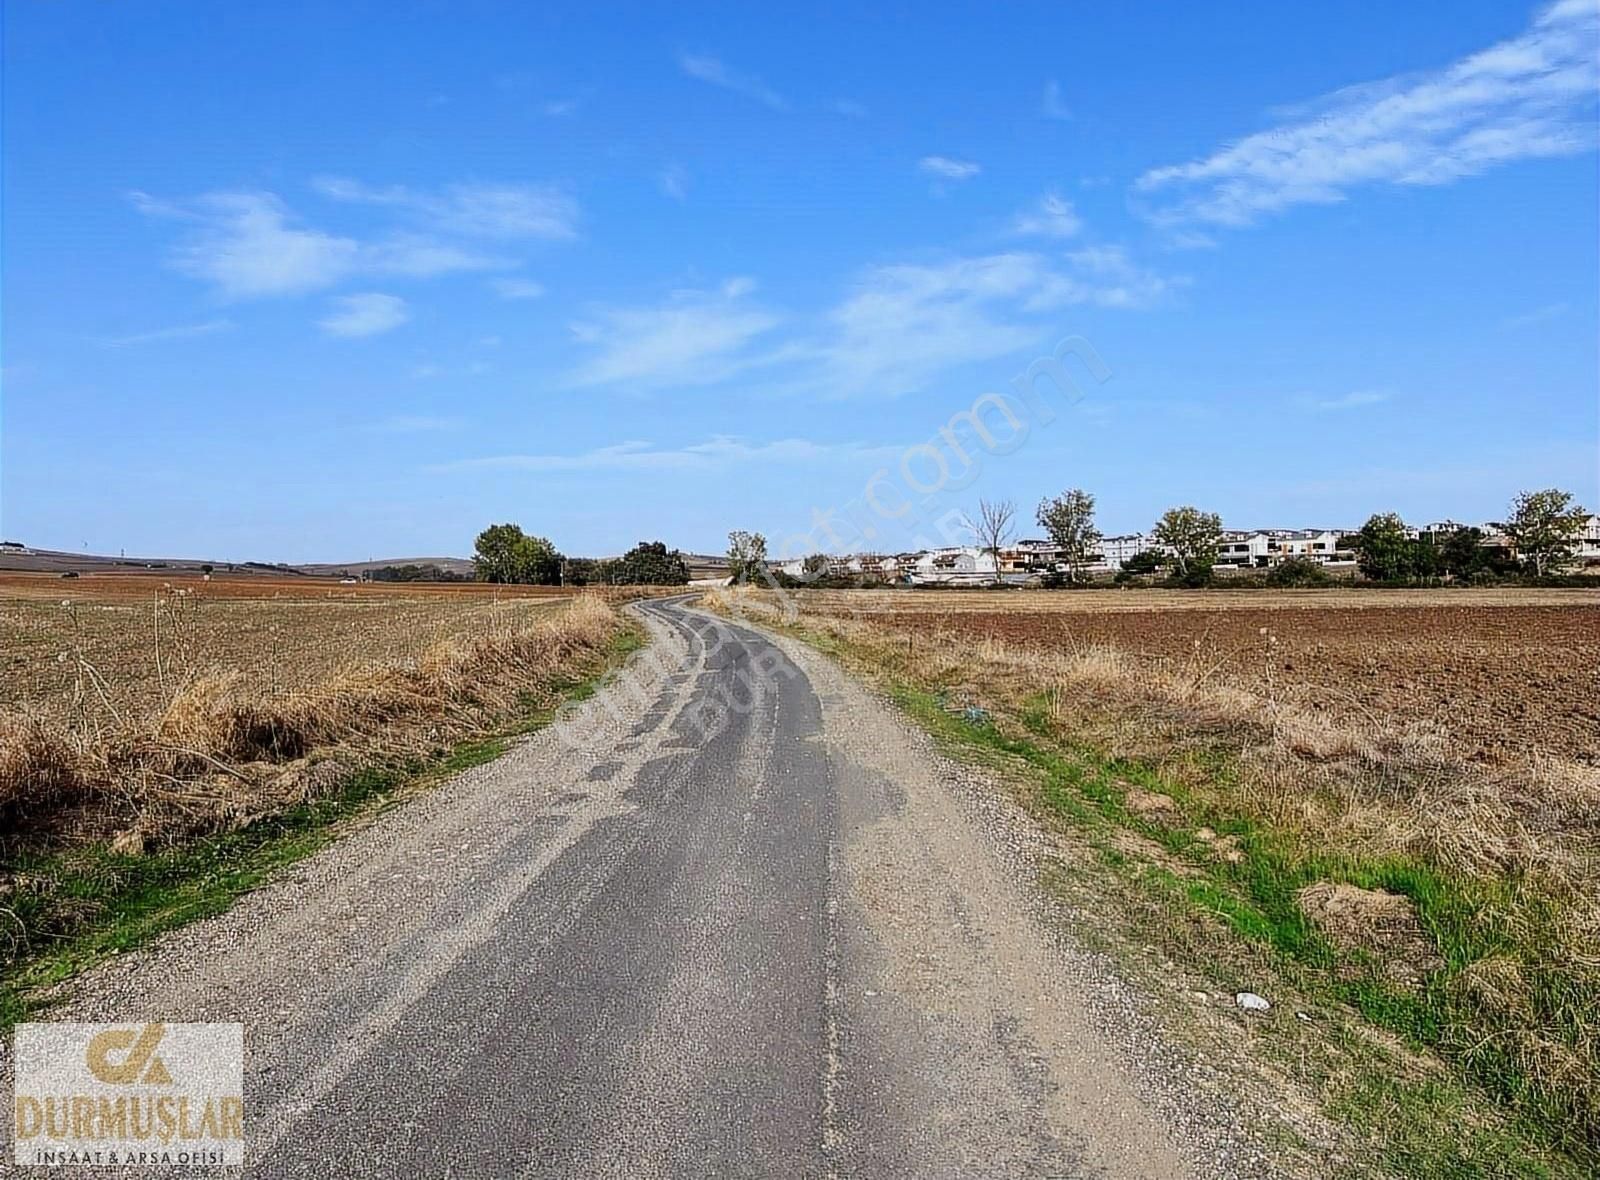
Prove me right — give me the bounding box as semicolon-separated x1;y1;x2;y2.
41;598;1261;1178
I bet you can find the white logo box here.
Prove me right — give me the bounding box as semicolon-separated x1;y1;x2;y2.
12;1022;244;1168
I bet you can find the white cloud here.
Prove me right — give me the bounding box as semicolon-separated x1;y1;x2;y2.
567;281;782;389
1300;390;1390;412
808;248;1176;397
1137;0;1600;227
660;163;689;201
1049;245;1183;309
1013;194;1083;238
141;191;360;298
1042;80;1072;120
490;277;546;300
677;53;788;110
136;190;508;298
319;293;409;338
559;248;1177;398
313;177;579;240
918;156;981;181
815;255;1047;396
431;435;896;474
98;319;234;347
363;235;505;277
540;97;580;117
832;99;867;118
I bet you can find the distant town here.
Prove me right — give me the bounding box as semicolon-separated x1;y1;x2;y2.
780;515;1600;587
4;502;1596;589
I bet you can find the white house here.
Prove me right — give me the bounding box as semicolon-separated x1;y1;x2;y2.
908;546;1011;586
1094;533;1152;571
1577;514;1600;562
1218;529;1353;568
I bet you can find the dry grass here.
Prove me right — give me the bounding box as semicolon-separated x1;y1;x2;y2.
708;585;1600;1161
0;579;640;848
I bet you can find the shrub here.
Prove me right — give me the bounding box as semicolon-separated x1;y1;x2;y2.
1267;557;1332;587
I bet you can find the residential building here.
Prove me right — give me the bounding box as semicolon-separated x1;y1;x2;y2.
1094;533;1152;571
1218;529;1354;568
908;546;1010;586
1577;514;1600;562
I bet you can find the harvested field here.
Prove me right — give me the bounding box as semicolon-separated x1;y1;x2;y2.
0;574;652;849
766;588;1600;764
0;573;587;722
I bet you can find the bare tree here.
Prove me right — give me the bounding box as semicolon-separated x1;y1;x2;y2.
968;498;1016;586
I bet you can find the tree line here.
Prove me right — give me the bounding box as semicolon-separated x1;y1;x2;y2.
728;486;1592;589
1028;486;1592;586
472;524;690;586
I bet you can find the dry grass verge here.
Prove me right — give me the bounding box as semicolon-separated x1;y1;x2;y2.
1;593;628;848
1;587;647;1020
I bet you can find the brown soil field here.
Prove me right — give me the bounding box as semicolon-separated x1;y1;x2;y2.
775;588;1600;765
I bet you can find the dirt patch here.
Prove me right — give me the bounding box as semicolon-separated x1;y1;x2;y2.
1125;787;1180;822
1298;881;1444;988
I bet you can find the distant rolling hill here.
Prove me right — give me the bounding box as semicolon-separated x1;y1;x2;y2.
1;546;729;582
300;557;477;579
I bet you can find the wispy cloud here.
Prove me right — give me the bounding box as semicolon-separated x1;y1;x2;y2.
136;191;359;297
1012;194;1083;238
832;99;867;118
135;190;506;298
430;436;896;474
1501;301;1569;328
562;249;1177;397
1137;0;1600;227
918;155;981;181
1300;390;1390;412
312;177;579;240
677;52;788;110
1042;80;1072;121
567;278;782;390
659;163;689;201
539;97;581;117
805;248;1178;397
319;293;409;338
490;277;546;300
98;319;234;348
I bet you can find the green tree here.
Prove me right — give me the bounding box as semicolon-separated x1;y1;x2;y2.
1266;557;1330;587
1120;549;1163;576
607;541;690;585
1353;513;1414;582
1152;506;1223;580
1440;528;1488;579
473;524;562;584
1503;488;1589;576
726;530;770;584
474;523;528;584
562;557;601;585
1436;527;1516;581
1036;488;1102;584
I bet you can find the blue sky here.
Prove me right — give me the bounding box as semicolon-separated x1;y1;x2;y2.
3;0;1596;561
